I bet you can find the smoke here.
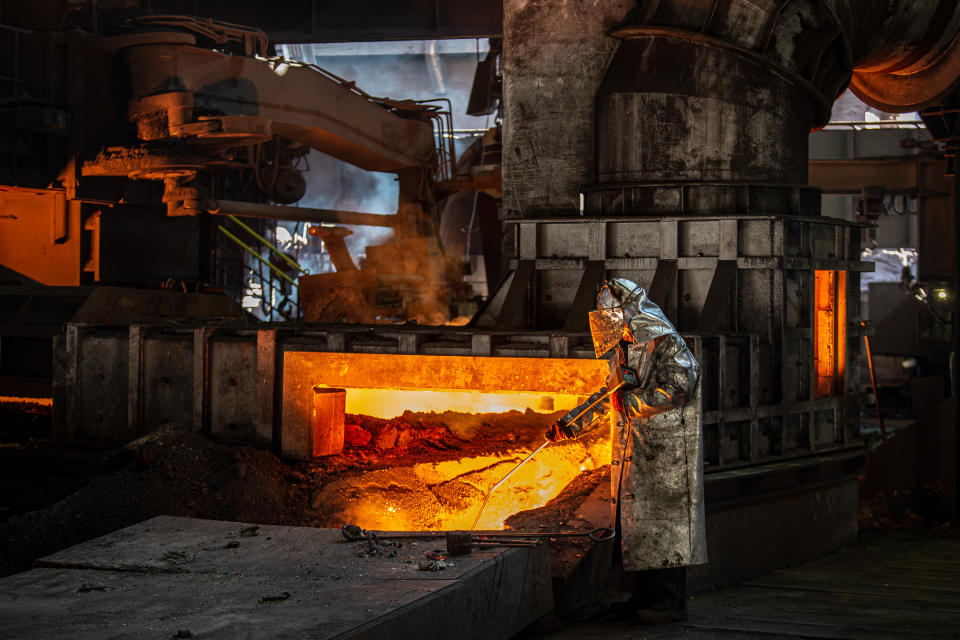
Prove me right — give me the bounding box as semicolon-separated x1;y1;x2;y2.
294;150;398;270
260;40;495;324
830;90;920;124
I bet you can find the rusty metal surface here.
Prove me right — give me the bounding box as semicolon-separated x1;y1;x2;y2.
594;35;815;195
503;0;960;223
809;157;951;194
0;188;82;286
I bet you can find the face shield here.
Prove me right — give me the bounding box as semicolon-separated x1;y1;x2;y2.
588;307;626;358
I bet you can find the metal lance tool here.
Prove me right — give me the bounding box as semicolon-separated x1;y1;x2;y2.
342;523;614;542
469;381;624;530
341;523;615;556
468;440;551;531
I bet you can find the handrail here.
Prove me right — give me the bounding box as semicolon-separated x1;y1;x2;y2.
217;225;298;287
226;214;306;274
216;215;307;321
214;258;288;320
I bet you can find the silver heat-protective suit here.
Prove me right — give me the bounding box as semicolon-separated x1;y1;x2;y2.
561;278;707;571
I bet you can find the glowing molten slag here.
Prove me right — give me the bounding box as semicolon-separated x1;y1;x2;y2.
327;428;611;531
337;388;584;419
288;352;611;531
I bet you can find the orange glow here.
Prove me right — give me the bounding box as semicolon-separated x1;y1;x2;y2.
814;270;847;397
285;352;608;419
0;396;53;406
284;351;611;529
331;388;585;419
316;432;611;531
286;352;608;394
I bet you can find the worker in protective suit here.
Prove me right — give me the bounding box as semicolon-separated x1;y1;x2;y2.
545;278;706;623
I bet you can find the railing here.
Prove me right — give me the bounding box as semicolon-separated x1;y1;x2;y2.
216;215;306;321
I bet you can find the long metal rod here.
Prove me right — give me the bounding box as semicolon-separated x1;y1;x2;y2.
469;385;621;530
226;215;306;274
217;225;298;287
953;169;960;521
861;323;887;445
470;439;550;530
208;199;399;227
343;524;614;541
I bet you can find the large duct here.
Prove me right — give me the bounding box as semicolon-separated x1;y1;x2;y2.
586;0;960;217
501;0;960;224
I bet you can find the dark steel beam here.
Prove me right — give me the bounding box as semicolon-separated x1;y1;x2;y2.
809;158;950;195
137;0;503;43
809;157;956;281
208;199;399;227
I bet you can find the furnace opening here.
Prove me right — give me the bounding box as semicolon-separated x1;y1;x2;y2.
285;352;611;531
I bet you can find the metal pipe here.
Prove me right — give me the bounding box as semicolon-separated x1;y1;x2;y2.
208;199;399;227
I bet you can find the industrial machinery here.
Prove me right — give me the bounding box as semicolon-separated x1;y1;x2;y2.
0;9;502;391
13;0;960;601
0;11;476;310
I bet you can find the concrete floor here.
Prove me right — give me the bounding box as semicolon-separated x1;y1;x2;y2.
4;515;958;639
533;531;960;640
0;516;553;640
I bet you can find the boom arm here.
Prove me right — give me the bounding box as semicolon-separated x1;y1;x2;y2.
122;43;438;172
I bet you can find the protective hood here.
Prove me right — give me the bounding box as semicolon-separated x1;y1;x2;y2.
596;278;678;345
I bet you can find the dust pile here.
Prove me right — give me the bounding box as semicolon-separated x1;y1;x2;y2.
0;407;581;577
0;426;314;577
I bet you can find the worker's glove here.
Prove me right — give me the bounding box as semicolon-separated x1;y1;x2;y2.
545;419;575;443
